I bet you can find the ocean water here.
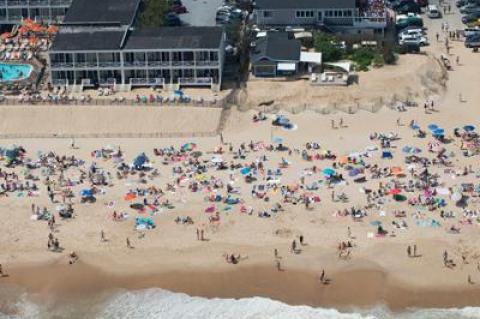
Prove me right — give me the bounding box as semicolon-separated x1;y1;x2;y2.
1;288;480;319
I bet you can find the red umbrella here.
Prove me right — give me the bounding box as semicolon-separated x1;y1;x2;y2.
389;188;401;195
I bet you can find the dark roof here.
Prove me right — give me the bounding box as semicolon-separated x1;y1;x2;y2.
251;32;301;63
50;30;126;51
124;27;224;50
255;0;355;10
63;0;141;25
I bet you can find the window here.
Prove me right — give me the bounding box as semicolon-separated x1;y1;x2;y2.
295;10;314;18
263;11;272;18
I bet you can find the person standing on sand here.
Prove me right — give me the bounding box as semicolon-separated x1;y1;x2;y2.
468;275;474;285
339;117;344;128
200;229;205;241
331;119;336;129
101;230;106;242
407;245;411;257
276;260;282;271
347;226;352;239
319;270;325;283
413;244;417;257
126;237;132;249
291;240;297;253
0;263;4;277
196;228;200;241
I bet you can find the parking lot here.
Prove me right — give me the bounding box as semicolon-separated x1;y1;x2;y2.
180;0;224;26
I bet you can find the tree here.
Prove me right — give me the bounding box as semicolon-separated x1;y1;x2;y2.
139;0;169;27
313;32;343;62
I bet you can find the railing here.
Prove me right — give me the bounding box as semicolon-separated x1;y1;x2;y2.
98;62;122;68
129;77;164;86
29;0;49;6
178;77;213;86
51;62;74;68
0;131;219;139
124;61;146;67
147;61;170;67
171;61;195;67
99;78;116;86
196;61;219;66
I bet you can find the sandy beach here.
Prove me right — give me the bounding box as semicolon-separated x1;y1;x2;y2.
1;2;480;318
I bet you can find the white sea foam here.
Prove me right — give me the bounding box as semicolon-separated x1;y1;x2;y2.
2;288;480;319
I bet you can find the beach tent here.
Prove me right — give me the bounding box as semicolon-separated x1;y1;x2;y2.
133;153;149;169
382;151;393;159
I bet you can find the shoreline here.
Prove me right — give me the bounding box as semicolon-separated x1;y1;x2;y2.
3;259;480;313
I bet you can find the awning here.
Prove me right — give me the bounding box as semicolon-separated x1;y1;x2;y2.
277;63;296;71
300;52;322;65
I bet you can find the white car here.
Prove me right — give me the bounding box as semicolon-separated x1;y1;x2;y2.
399;35;428;46
399;29;425;39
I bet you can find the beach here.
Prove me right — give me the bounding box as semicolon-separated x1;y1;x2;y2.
1;1;480;319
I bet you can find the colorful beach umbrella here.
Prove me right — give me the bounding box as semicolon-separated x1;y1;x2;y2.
322;168;335;176
464;125;476;132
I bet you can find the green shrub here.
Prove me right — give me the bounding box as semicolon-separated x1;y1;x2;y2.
313;32;343;62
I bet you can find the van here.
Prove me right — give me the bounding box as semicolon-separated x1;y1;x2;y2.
465;33;480;47
427;5;442;18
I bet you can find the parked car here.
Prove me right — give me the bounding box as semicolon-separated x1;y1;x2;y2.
395;2;421;13
464;26;480;37
456;0;478;7
415;0;429;7
399;34;428;45
396;13;424;29
465;33;480;47
399;29;424;38
427;5;442;18
462;11;480;23
460;4;480;14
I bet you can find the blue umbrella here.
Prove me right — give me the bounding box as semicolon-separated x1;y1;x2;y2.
428;124;438;131
80;189;93;197
322;168;335;176
433;128;444;136
240;167;251;176
464;125;476;132
272;136;284;144
348;168;360;177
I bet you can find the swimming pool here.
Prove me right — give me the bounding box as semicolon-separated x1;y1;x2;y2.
0;62;33;82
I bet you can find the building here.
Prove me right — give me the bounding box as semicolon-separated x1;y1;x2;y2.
48;0;226;90
0;0;72;25
252;0;387;34
251;32;301;77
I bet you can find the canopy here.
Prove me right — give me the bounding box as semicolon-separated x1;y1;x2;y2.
277;63;296;71
428;124;439;131
432;128;444;135
300;51;322;65
324;61;353;73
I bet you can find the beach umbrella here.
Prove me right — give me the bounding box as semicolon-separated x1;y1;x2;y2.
464;125;476;132
322;167;335;176
433;128;444;135
211;156;224;163
348;168;361;177
124;193;137;201
80;189;93;197
240;167;251;176
181;143;196;151
428;124;438;131
370;220;382;226
389;188;401;195
272;136;284;144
